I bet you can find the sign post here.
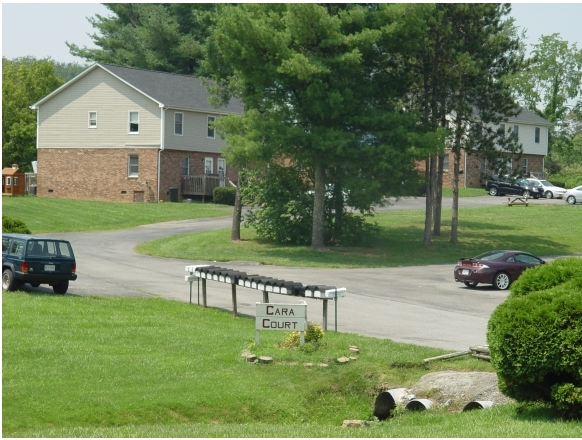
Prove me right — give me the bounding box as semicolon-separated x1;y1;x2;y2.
255;301;307;346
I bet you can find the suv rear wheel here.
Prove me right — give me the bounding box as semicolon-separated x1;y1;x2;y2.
2;269;17;291
52;281;69;294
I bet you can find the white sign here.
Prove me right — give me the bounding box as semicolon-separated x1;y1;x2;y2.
255;302;307;346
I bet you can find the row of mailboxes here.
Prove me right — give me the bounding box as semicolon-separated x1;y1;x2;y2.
185;265;346;299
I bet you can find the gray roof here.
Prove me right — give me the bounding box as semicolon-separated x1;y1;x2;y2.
100;63;244;114
508;107;551;126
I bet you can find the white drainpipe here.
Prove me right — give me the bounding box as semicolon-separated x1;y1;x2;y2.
158;106;166;202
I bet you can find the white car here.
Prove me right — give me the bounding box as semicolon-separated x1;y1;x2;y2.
563;185;582;205
526;178;567;199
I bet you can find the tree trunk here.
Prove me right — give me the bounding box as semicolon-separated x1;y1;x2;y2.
311;163;326;251
423;155;435;247
333;183;344;243
433;153;445;236
231;181;242;241
451;110;464;244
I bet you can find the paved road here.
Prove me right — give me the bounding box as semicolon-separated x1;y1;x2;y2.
33;195;566;351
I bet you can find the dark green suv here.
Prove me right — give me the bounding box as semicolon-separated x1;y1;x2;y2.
2;233;77;294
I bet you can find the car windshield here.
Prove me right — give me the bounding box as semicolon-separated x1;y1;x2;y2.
529;180;542;187
538;180;553;186
473;251;507;261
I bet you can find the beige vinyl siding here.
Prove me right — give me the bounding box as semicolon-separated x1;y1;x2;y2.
38;68;160;149
163;109;225;153
518;125;548;155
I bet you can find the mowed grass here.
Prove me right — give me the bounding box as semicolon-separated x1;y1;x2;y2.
1;196;232;233
137;203;582;268
3;292;580;438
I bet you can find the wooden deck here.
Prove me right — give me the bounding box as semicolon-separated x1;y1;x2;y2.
181;175;222;196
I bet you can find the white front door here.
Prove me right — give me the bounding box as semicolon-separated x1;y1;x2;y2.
204;157;214;175
217;158;226;186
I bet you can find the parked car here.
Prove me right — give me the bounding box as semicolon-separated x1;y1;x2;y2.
454;250;545;290
563;185;582;205
485;175;543;198
2;233;77;294
525;178;567;199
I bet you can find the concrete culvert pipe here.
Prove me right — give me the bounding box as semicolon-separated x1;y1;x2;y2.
463;400;494;411
405;399;433;411
373;388;406;421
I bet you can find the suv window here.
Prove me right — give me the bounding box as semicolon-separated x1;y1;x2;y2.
9;240;25;257
2;237;10;253
26;240;73;257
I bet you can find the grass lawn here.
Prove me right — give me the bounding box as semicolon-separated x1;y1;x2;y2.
3;292;579;438
137;203;582;268
1;196;232;233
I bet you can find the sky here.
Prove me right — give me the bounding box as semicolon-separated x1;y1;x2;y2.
1;2;582;64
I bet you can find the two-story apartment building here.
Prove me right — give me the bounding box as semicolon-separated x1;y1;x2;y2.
421;107;551;188
30;63;243;202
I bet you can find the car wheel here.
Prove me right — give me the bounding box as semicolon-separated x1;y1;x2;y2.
566;195;576;205
52;281;69;294
2;269;17;291
545;191;553;199
489;187;498;196
464;281;478;288
493;272;511;290
523;190;530;197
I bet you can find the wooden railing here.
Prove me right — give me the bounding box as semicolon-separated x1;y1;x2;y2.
182;175;221;196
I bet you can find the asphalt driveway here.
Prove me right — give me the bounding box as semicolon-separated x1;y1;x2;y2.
34;195;565;351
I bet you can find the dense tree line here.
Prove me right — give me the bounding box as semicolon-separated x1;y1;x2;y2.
4;3;580;248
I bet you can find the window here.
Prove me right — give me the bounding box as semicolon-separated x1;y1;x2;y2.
207;116;216;138
174;112;183;136
535;127;540;143
2;237;10;253
6;177;11;186
513;124;519;139
181;157;189;175
128;155;139;177
129;111;139;133
442;154;449;172
522;158;528;176
9;240;24;257
204;157;213;174
498;123;505;134
13;177;18;186
88;111;97;128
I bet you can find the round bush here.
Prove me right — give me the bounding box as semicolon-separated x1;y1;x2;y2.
2;216;31;234
281;322;324;349
212;186;236;206
487;258;582;418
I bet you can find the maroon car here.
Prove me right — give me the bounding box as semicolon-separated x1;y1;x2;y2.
454;250;545;290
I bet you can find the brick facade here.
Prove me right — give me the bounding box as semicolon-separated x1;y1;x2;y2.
417;150;545;189
37;148;239;203
37;148;158;202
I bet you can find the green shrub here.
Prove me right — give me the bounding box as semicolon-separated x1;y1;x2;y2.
213;186;236;206
281;322;325;349
336;213;381;247
487;258;582;418
2;216;31;234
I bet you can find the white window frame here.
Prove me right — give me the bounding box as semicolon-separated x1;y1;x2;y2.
174;112;183;136
88;111;97;128
217;158;226;177
534;127;540;143
204;157;214;175
522;158;528;176
181;157;189;176
513;124;519;139
13;176;19;186
207;116;216;139
442;154;449;172
498;123;505;133
6;177;11;186
128;154;139;177
128;111;139;134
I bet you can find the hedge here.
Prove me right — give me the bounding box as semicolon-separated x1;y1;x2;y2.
213;186;236;206
487;257;582;418
2;216;32;234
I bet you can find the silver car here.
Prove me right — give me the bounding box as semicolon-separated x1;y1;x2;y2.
526;178;567;199
563;185;582;205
